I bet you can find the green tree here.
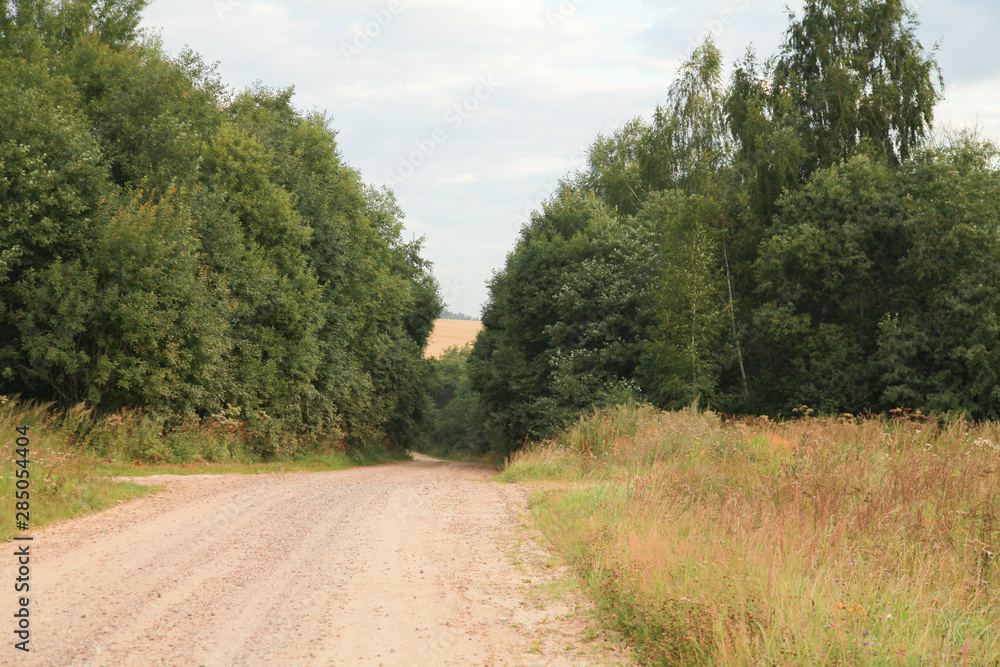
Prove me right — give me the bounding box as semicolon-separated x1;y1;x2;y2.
639;192;732;407
0;58;109;394
581;117;649;217
641;37;731;196
420;346;490;456
62;36;226;191
225;85;441;448
875;139;1000;418
1;0;443;458
775;0;942;171
750;155;901;413
197;122;323;432
13;190;228;412
469;187;656;452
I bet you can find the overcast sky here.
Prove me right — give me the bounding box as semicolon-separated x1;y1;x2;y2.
141;0;1000;317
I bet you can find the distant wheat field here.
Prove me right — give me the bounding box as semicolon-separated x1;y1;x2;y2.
425;319;483;358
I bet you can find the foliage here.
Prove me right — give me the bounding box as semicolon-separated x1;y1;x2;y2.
875;139;1000;418
775;0;942;171
750;155;900;414
641;38;732;196
419;346;490;457
0;396;156;541
638;192;732;408
14;190;228;413
0;0;440;457
469;187;657;454
750;145;1000;418
474;0;993;453
439;309;476;320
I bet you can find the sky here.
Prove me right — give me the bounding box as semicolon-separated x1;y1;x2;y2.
140;0;1000;317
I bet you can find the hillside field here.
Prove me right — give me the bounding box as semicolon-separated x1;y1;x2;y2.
425;319;483;358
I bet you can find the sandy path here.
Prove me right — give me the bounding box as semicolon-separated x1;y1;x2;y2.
1;456;627;666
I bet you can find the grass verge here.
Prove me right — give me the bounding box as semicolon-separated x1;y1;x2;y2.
501;403;1000;665
0;400;161;540
0;397;407;540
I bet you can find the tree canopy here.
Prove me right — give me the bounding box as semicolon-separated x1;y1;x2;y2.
1;0;441;455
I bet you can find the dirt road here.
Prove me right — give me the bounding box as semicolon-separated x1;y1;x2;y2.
2;456;626;666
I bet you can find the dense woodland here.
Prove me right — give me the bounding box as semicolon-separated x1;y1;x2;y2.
1;0;441;456
467;0;1000;454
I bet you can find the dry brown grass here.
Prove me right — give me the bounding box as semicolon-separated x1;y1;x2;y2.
502;404;1000;665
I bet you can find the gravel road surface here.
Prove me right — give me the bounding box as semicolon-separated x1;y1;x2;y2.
1;456;627;666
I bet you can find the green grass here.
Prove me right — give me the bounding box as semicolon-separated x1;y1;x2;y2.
504;403;1000;665
0;399;160;540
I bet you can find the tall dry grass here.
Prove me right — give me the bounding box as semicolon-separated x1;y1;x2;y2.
502;404;1000;665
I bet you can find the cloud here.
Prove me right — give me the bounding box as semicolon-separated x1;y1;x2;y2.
936;77;1000;140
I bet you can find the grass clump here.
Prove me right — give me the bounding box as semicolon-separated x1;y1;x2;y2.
0;398;157;540
504;403;1000;665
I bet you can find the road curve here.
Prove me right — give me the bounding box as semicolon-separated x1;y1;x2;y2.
2;456;626;666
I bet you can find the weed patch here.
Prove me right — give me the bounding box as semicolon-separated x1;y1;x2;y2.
509;404;1000;665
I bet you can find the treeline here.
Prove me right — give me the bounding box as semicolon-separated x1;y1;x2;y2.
440;309;476;321
0;0;440;457
470;0;1000;453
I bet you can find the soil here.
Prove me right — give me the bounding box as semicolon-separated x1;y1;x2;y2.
1;455;629;666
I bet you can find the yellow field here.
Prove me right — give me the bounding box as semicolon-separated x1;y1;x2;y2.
425;319;483;358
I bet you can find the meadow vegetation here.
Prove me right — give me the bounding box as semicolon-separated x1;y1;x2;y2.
0;397;154;540
501;404;1000;665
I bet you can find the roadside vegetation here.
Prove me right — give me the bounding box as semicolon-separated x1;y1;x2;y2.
0;395;405;540
0;397;153;541
418;346;492;460
501;404;1000;665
